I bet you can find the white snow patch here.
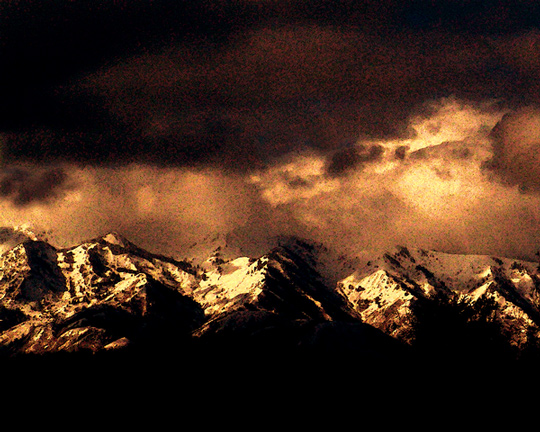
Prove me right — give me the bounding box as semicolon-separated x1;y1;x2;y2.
194;256;268;315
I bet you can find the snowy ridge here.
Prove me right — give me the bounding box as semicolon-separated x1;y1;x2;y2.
0;231;540;361
193;256;268;316
338;269;416;341
0;232;205;354
337;245;540;347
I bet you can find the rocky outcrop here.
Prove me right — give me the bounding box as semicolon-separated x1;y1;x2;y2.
1;234;540;363
0;234;205;355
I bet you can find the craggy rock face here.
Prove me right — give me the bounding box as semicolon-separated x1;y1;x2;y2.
337;246;540;351
0;234;540;363
0;234;205;355
0;241;66;306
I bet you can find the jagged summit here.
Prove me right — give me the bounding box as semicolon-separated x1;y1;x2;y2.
0;226;40;255
183;231;248;266
76;231;139;251
100;231;130;247
0;231;539;365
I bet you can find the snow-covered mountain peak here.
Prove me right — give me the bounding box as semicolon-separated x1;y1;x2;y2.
270;235;361;288
183;231;252;267
334;242;540;347
100;232;130;248
1;231;540;363
0;226;41;256
346;244;538;294
11;225;39;241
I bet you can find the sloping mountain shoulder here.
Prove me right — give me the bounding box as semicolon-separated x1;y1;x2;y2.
1;234;540;367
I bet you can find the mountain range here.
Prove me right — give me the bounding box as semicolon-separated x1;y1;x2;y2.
1;227;540;376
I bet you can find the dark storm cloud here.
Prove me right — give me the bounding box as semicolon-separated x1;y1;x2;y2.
394;146;409;160
3;1;540;263
0;0;254;126
326;144;385;177
24;27;502;171
3;0;540;171
0;166;70;206
484;106;540;192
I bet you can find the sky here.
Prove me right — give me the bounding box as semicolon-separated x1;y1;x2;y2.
2;0;540;260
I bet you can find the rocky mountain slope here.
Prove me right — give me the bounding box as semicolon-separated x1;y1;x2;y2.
0;231;539;366
338;245;540;349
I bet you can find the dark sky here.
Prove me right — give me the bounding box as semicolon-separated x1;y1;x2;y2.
2;1;540;259
2;0;540;167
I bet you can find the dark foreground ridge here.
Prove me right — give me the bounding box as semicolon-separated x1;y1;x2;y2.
1;232;540;384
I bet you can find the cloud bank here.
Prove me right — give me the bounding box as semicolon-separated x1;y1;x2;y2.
5;23;540;171
0;98;539;262
248;98;540;260
2;2;540;260
486;106;540;192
